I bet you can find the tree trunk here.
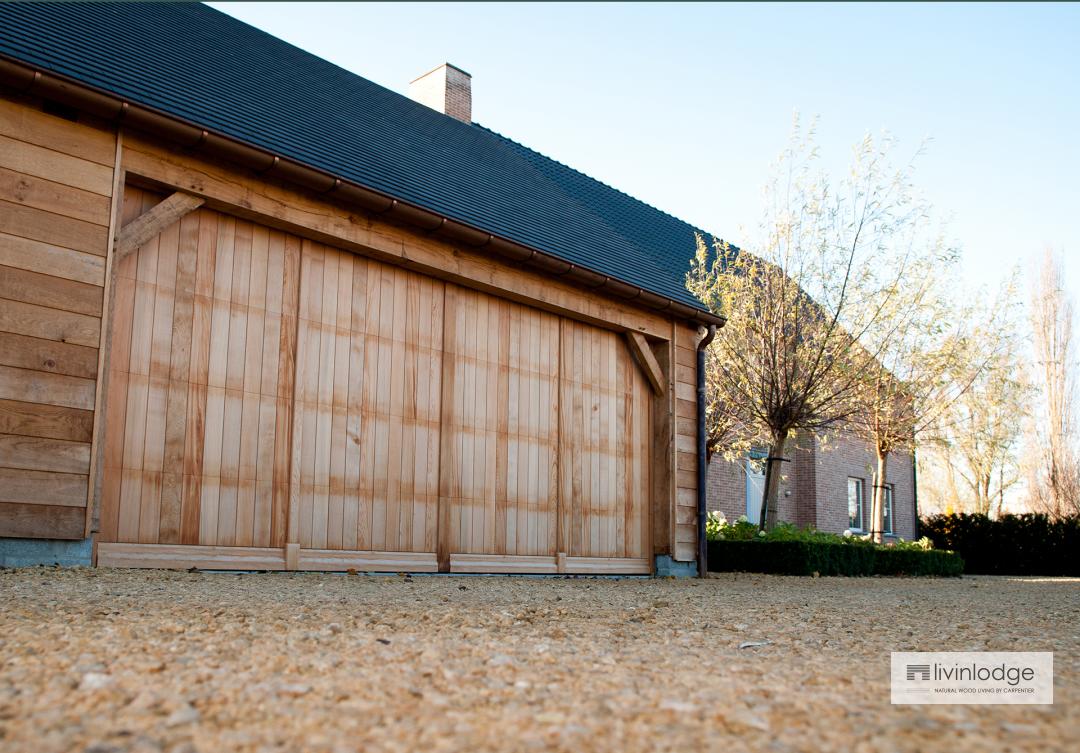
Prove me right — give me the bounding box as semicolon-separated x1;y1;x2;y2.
871;450;889;544
758;434;788;531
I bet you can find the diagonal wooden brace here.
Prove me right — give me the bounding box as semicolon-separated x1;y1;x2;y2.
114;191;204;260
624;331;665;396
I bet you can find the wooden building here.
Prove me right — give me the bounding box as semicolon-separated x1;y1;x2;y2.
0;4;721;574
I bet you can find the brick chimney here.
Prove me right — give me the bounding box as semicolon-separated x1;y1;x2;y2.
409;63;472;123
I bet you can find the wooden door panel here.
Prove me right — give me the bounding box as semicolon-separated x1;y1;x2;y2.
441;286;559;558
100;189;652;571
559;320;650;560
100;190;299;547
290;242;443;553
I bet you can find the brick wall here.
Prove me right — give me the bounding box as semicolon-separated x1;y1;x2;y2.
811;434;916;539
705;431;917;539
706;456;745;521
705;441;796;523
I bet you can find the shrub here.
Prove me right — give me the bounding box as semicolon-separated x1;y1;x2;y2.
708;529;963;574
873;547;964;577
919;513;1080;576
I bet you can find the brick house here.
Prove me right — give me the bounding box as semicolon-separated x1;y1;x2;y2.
707;433;918;539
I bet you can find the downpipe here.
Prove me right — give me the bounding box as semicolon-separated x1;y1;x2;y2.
696;324;718;577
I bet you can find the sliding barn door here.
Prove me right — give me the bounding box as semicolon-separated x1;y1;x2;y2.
99;189;299;551
440;286;560;572
289;242;442;567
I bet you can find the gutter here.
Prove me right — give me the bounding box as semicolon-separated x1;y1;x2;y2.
0;56;724;328
695;323;718;577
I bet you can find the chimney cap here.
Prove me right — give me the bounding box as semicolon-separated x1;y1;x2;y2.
409;62;471;84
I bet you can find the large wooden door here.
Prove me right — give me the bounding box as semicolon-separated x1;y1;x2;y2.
440;287;560;572
99;189;299;558
289;241;442;570
98;194;652;573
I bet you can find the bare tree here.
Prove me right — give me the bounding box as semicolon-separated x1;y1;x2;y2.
1028;249;1080;517
846;245;981;542
910;280;1028;517
688;123;927;530
938;295;1028;515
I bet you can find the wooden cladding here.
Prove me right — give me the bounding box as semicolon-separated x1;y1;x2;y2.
99;188;299;547
99;197;658;571
291;245;443;554
441;287;561;559
0;98;116;539
560;320;651;560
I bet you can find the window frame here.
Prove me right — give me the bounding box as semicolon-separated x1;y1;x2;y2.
883;483;895;536
847;477;864;532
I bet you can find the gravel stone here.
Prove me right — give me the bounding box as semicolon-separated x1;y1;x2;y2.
0;569;1076;752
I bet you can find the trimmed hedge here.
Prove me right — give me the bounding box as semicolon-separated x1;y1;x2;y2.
707;540;964;577
920;513;1080;576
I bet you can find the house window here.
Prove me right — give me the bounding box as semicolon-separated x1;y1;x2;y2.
745;450;768;525
883;484;894;535
847;477;864;531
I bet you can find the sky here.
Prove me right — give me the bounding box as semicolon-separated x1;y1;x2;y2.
207;2;1080;299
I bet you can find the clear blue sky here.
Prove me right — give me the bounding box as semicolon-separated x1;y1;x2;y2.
208;2;1080;298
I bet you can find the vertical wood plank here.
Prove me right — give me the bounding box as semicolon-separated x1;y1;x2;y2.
180;211;218;544
356;262;379;550
495;299;510;555
273;232;301;548
436;283;457;571
158;211;199;543
98;184;142;543
571;321;584;557
557;318;571;559
384;268;406;551
341;257;367;551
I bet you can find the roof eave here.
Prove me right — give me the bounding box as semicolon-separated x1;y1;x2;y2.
0;55;724;328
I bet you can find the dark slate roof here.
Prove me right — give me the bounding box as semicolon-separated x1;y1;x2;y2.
0;2;712;313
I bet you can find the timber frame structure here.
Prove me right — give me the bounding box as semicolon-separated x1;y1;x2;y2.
0;4;722;574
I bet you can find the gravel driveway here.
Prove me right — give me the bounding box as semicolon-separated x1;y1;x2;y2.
1;569;1076;753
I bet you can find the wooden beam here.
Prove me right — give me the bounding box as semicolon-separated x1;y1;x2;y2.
114;190;203;260
435;284;458;573
625;331;665;396
86;143;125;539
119;137;673;339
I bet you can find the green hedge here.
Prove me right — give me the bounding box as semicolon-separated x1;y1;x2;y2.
920;513;1080;575
707;540;964;577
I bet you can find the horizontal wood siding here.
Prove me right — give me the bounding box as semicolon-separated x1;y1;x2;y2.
0;98;115;539
673;323;700;561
